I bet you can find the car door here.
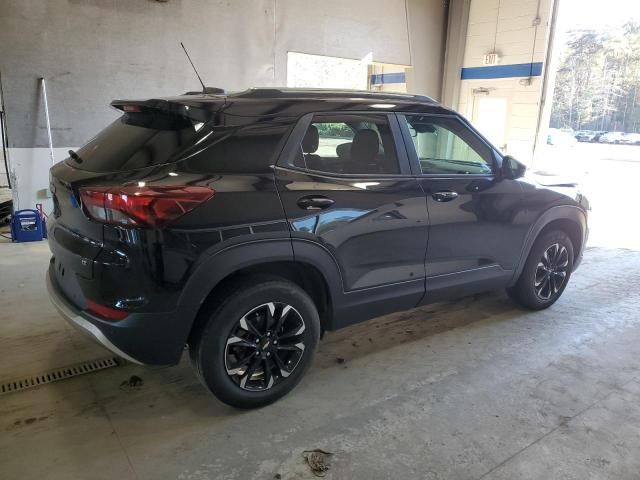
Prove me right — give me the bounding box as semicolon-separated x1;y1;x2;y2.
274;112;428;326
397;113;527;301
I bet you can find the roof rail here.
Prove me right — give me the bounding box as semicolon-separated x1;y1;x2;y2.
231;88;435;103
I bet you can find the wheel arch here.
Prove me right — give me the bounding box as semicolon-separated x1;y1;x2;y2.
178;239;343;348
537;218;583;258
511;205;587;285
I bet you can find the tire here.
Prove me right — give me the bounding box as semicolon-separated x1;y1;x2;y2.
189;276;320;409
508;230;574;310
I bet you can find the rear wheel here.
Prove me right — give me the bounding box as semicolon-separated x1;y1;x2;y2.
508;230;574;310
190;277;320;408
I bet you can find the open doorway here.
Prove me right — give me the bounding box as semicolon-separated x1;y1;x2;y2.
538;0;640;250
472;92;509;151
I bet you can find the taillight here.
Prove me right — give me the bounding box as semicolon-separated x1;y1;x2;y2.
79;185;214;228
85;300;128;321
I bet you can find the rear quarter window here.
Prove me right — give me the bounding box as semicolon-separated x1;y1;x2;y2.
184;121;295;174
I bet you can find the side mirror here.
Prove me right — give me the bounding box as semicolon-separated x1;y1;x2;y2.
501;155;526;179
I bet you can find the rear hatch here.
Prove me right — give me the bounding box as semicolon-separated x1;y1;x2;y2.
48;98;219;304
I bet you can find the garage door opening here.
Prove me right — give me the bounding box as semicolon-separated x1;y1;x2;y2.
537;0;640;250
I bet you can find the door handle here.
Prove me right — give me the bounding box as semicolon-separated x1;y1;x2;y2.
296;195;335;211
431;191;459;202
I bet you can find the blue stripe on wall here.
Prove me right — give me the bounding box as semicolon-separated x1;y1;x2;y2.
461;62;543;80
370;72;406;85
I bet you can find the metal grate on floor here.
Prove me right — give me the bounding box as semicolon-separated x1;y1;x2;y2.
0;357;122;395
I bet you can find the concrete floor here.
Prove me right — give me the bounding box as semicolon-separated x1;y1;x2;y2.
1;146;639;479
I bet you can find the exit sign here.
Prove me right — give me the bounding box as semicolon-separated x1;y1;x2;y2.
483;53;500;65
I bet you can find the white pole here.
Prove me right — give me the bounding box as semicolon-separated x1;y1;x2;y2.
40;77;55;165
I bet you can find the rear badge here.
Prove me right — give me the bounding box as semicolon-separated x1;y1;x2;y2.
81;258;89;267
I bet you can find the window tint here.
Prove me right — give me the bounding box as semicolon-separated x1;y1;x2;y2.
294;114;399;175
403;115;494;175
72;112;204;172
185;121;293;173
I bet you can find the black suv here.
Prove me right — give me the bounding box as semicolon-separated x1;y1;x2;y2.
47;88;589;408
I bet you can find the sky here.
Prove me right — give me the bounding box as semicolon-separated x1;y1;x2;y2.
560;0;640;29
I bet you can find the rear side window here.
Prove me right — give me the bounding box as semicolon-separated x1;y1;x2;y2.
71;112;204;172
293;114;400;175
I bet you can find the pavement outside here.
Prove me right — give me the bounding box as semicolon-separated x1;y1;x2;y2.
0;143;638;479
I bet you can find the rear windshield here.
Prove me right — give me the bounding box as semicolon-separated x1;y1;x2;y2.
69;112;205;172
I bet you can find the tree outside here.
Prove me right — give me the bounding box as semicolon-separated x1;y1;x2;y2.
550;21;640;133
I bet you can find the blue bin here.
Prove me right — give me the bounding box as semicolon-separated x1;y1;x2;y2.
11;209;45;242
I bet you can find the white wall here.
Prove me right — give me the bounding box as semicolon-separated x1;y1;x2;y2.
7;148;72;212
457;0;555;163
463;0;550;68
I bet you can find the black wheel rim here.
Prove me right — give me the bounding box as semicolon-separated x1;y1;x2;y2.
224;302;306;392
534;243;569;300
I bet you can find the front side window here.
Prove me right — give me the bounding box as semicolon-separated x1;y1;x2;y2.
293;114;400;175
402;115;494;175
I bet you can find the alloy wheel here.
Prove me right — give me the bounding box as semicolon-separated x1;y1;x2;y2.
534;243;569;300
224;302;306;391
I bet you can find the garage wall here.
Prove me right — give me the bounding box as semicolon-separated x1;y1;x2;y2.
455;0;555;163
0;0;447;210
405;0;448;97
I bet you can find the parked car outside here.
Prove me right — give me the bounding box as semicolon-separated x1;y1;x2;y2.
574;130;597;142
599;131;626;144
547;128;578;147
620;133;640;145
47;88;590;408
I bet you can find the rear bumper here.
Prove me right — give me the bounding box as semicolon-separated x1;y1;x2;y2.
46;269;144;364
46;263;187;366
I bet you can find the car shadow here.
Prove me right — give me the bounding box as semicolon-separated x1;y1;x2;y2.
314;290;516;369
47;290;519;420
0;289;528;477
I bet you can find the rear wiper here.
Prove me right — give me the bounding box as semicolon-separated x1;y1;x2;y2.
68;149;83;164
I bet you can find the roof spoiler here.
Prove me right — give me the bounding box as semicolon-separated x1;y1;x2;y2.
110;99;212;122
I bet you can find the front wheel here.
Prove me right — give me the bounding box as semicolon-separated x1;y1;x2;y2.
190;277;320;409
508;230;574;310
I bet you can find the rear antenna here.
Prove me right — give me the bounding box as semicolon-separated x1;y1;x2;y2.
180;41;206;93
